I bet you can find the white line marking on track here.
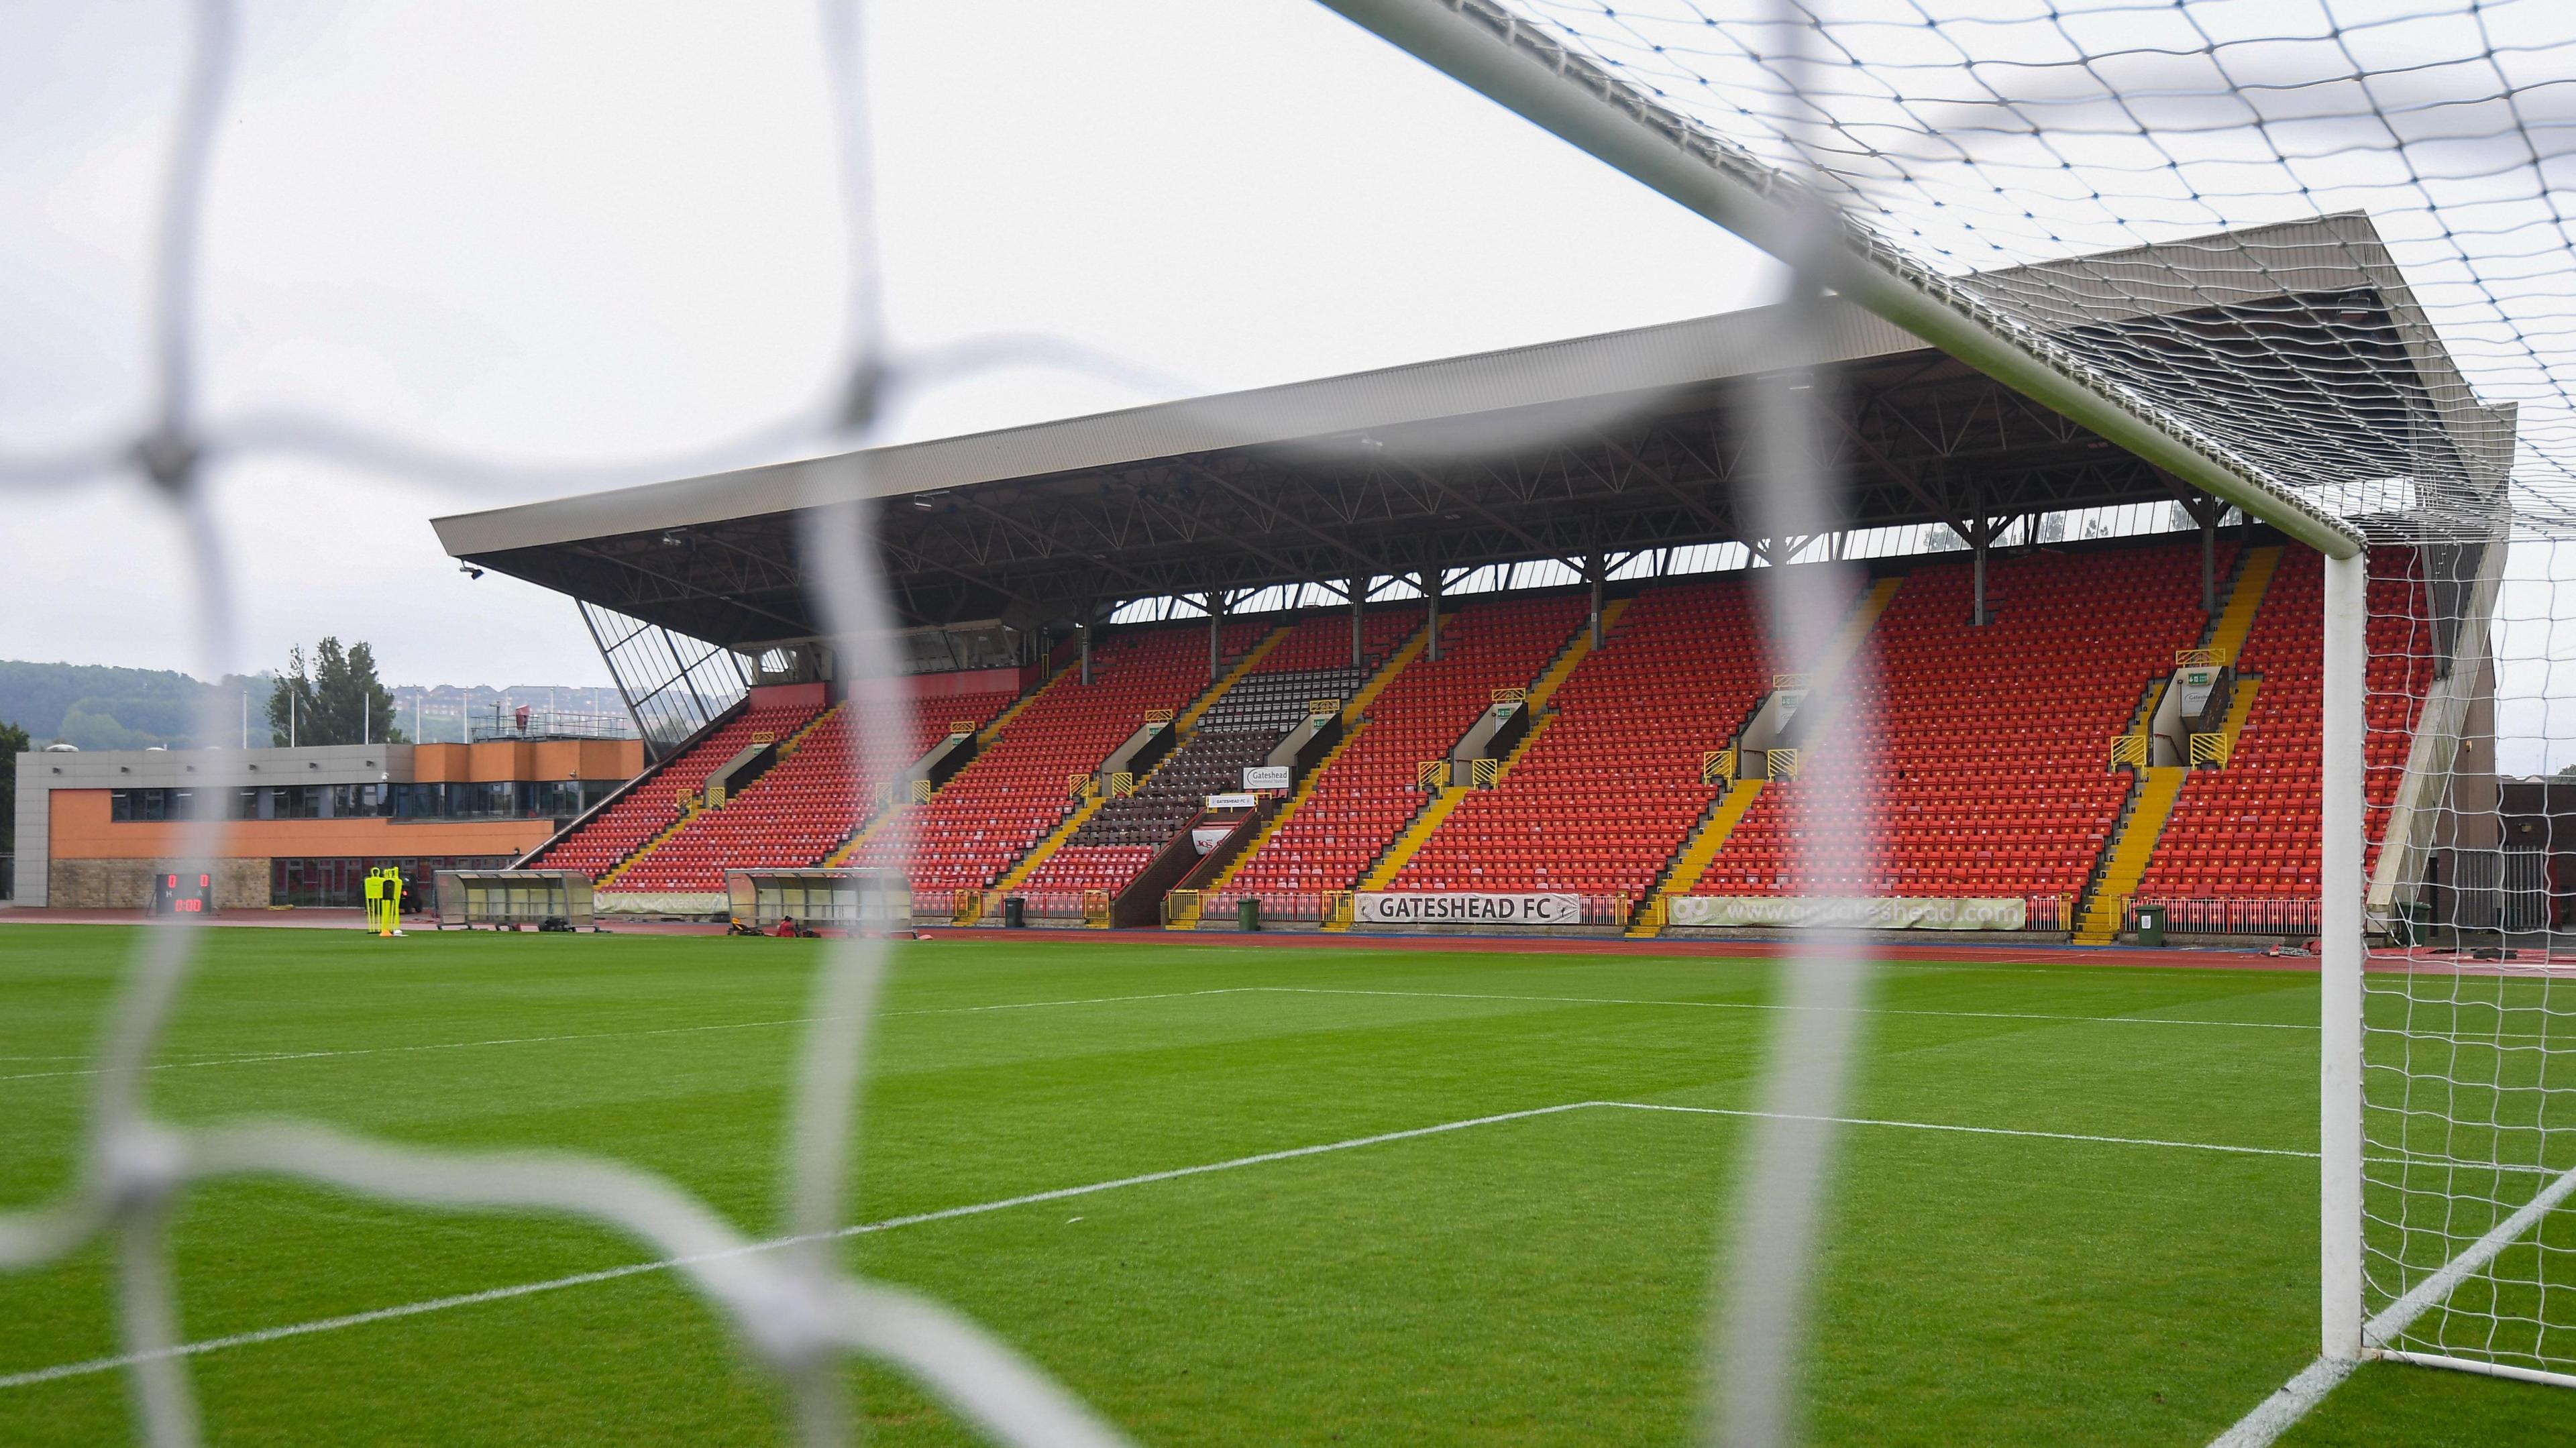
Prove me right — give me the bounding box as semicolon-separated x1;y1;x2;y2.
1252;985;2316;1032
0;1098;2302;1390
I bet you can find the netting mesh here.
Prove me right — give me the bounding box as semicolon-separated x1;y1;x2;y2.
2360;537;2576;1379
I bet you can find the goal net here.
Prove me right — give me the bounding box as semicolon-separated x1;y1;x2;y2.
1313;0;2576;1421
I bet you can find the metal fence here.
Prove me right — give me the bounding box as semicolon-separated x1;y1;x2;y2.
2129;897;2322;938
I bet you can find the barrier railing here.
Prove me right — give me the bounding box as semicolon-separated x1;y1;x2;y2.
1165;889;1201;926
1144;707;1175;724
1491;686;1526;704
2108;734;2149;767
1769;747;1803;781
1772;672;1811;690
1471;757;1502;788
2189;732;2234;766
1080;889;1114;928
2174;647;2224;667
1106;771;1134;798
1307;698;1343;716
1324;891;1356;928
948;718;977;735
1065;771;1096;799
751;731;776;747
909;777;934;803
1631;896;1666;932
1417;759;1447;789
2023;894;2074;932
949;889;984;926
2129;897;2320;936
1701;748;1735;785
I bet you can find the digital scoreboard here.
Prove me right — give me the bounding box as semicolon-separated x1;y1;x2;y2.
150;871;216;916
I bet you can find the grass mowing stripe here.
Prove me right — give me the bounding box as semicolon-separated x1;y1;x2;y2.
0;1099;2306;1391
0;989;1259;1085
1255;985;2318;1032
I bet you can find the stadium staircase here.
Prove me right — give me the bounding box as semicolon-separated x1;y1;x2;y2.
1230;594;1589;926
1692;545;2214;906
1174;617;1438;928
977;622;1292;918
841;621;1257;909
1627;576;1900;938
541;697;826;889
1326;602;1597;924
2071;547;2279;943
2133;547;2437;915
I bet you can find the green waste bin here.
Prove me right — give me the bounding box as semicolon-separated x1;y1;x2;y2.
1002;897;1025;929
1238;897;1260;932
2134;903;2166;947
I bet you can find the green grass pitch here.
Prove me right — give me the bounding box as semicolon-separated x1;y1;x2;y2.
1;924;2571;1445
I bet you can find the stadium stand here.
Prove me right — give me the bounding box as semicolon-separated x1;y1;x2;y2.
1018;610;1416;901
2135;547;2435;913
1696;540;2220;901
530;695;829;882
1216;594;1589;913
603;682;1018;895
845;621;1264;901
1385;577;1770;903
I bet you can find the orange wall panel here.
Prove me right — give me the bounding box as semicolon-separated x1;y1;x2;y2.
49;791;551;861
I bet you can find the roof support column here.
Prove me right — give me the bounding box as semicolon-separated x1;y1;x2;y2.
1079;610;1092;687
1208;593;1224;681
1970;516;1994;628
1423;570;1443;662
1587;551;1605;648
2202;508;2217;615
1350;575;1367;672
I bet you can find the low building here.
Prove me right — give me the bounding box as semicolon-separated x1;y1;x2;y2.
9;738;642;911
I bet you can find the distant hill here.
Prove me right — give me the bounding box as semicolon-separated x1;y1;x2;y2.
0;661;271;750
0;662;631;750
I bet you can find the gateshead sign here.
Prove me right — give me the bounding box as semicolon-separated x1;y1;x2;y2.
1353;891;1582;926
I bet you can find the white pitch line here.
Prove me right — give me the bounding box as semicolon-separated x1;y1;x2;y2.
1598;1102;2317;1159
1252;985;2318;1032
0;989;1258;1085
0;1098;2304;1391
2206;1156;2576;1447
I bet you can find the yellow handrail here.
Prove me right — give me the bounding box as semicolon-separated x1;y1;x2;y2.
1143;707;1175;724
1324;891;1355;928
910;777;934;803
2174;648;2223;667
1065;771;1092;798
1106;771;1134;798
1417;759;1447;789
1770;747;1803;781
1772;672;1811;690
1080;889;1113;928
1701;748;1735;785
1471;757;1501;788
1307;698;1343;716
1491;686;1527;704
2108;734;2149;767
951;889;983;926
2189;732;2234;766
1165;889;1201;926
948;718;977;735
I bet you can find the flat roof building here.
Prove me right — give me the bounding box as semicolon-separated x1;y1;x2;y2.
9;738;642;912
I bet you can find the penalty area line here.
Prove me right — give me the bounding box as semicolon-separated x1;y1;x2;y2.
0;1099;2302;1390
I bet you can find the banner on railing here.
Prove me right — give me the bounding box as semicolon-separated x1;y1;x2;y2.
1668;896;2029;930
1354;891;1582;926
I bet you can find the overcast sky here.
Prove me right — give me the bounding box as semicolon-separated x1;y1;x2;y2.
0;1;1780;690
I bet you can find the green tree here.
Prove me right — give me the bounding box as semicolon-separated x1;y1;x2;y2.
0;718;27;854
266;638;403;747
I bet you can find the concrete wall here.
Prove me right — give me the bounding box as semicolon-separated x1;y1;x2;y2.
48;856;269;912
